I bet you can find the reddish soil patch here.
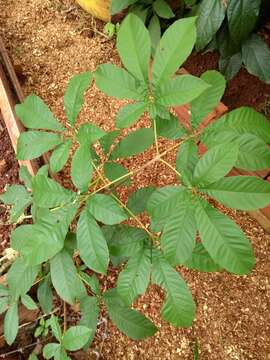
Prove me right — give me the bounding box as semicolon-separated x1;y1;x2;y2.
184;30;270;113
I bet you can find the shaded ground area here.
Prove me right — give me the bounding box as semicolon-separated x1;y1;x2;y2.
0;1;269;359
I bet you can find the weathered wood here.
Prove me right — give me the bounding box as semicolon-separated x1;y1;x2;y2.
0;63;38;175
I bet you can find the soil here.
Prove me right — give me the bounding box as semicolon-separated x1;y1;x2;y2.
0;1;270;359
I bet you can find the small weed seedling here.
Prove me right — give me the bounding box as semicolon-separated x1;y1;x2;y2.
1;14;270;359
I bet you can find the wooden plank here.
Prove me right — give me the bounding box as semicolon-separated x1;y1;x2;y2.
0;63;38;175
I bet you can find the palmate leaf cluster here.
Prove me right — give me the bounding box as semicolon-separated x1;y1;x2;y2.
110;0;270;83
1;14;270;357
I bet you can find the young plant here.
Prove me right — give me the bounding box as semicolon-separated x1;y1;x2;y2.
110;0;176;54
1;14;270;356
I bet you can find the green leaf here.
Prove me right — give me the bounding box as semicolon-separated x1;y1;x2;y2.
32;175;76;208
7;258;39;300
21;294;38;310
205;107;270;144
64;72;93;126
17;131;62;160
196;0;226;51
62;326;91;351
87;194;128;225
153;0;174;19
77;123;106;145
111;128;154;159
190;70;226;129
100;130;120;155
50;139;72;174
127;186;155;215
37;276;53;314
0;297;8;315
152;251;195;327
28;353;39;360
193;143;238;186
0;185;32;222
227;0;260;46
116;102;146;129
196;199;255;275
117;247;151;305
201;176;270;211
147;186;188;223
15;95;64;131
11;205;78;266
104;162;131;186
156;75;210;106
19;166;33;189
110;0;137;15
242;34;270;84
104;225;147;258
71;144;93;192
155;114;187;140
104;289;157;340
43;343;61;359
148;15;161;56
117;13;151;82
237;135;270;171
37;164;49;176
49;315;62;341
161;201;197;265
79;273;100;295
219;53;242;81
79;296;99;346
95;64;143;100
152;17;197;85
176;139;198;186
50;249;86;304
4;302;18;345
77;209;109;274
184;243;222;272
